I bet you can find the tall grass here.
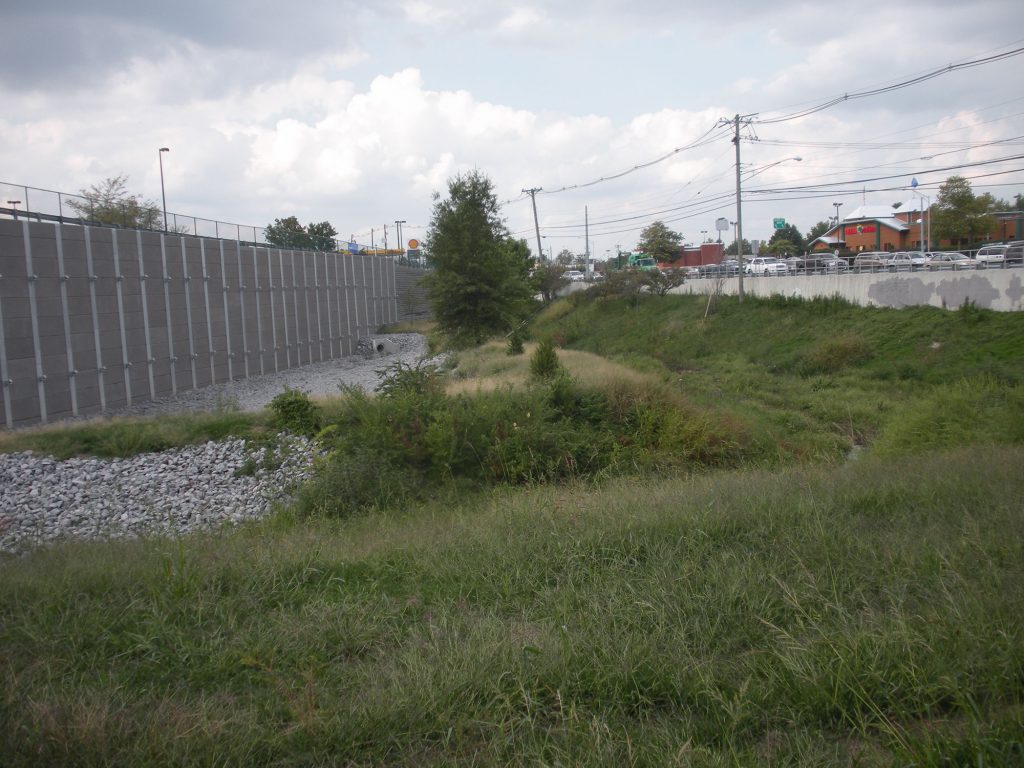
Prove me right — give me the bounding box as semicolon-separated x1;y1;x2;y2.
2;448;1022;765
0;410;268;459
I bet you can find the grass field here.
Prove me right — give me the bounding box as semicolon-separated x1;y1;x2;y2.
2;293;1023;766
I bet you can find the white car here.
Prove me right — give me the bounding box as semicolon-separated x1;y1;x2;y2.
885;252;915;271
926;252;978;270
561;270;585;282
745;257;789;276
974;244;1008;266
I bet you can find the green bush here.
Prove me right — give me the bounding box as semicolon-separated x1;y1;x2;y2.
294;376;744;518
507;329;525;356
800;336;873;374
269;387;322;437
530;337;562;379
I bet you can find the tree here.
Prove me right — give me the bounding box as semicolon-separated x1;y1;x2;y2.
306;220;339;251
724;238;752;256
931;176;996;248
555;249;575;267
637;221;683;263
642;267;686;296
768;223;803;252
424;170;534;345
265;217;339;250
806;220;831;244
765;238;798;256
66;174;164;229
531;263;569;303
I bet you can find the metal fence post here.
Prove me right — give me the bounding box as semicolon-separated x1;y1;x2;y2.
54;223;79;416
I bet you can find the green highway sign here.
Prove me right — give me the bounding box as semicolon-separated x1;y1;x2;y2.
773;218;786;229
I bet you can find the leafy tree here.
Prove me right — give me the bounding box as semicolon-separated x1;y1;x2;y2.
932;176;996;248
637;221;683;263
555;249;576;267
265;217;339;250
531;263;569;303
1014;193;1024;212
765;238;798;256
642;267;686;296
768;223;803;251
724;238;752;256
306;220;339;250
424;170;534;345
806;220;831;244
66;174;164;229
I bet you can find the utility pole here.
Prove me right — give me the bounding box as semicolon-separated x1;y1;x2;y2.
383;224;388;254
585;205;590;276
395;219;406;259
732;114;746;302
523;187;544;263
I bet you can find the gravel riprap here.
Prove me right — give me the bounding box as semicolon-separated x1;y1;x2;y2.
0;334;436;554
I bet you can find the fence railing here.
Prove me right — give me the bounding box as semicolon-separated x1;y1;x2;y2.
0;180;431;268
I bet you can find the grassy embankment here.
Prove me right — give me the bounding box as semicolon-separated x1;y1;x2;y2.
1;293;1023;765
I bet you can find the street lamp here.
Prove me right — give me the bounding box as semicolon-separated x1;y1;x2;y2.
158;147;169;231
700;229;708;243
7;200;21;220
833;202;843;246
910;178;930;253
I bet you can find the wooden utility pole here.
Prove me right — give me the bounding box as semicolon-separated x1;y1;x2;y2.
522;187;544;263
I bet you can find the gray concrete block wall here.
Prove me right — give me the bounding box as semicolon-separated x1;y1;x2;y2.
0;219;399;428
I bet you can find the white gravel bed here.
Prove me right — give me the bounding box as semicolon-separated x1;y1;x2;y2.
0;334;438;554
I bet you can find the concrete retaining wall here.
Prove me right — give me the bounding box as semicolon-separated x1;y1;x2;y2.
676;269;1024;311
0;219;399;428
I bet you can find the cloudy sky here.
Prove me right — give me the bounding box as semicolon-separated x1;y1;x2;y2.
2;0;1023;261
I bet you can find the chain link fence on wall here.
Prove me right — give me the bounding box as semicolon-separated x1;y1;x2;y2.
0;180;432;269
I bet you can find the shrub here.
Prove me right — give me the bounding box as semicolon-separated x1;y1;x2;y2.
269;388;322;437
507;329;525;356
801;336;872;374
374;359;445;400
530;337;562;380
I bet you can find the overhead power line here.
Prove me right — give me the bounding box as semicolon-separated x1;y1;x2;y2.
754;46;1024;125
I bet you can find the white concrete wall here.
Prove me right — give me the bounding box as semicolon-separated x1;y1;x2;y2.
676;270;1024;312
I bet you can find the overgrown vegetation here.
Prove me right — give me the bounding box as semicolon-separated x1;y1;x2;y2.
3;291;1024;765
2;450;1022;765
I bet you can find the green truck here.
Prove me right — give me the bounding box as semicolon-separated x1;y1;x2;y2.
624;252;658;271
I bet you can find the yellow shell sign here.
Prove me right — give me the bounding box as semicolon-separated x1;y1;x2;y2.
408;239;420;249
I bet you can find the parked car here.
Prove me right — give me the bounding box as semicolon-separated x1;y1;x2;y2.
684;266;701;279
909;251;931;267
699;260;740;277
784;256;806;273
561;270;585;282
884;252;915;271
926;252;978;270
745;256;789;276
974;244;1008;266
821;257;850;273
1005;241;1024;265
851;252;888;270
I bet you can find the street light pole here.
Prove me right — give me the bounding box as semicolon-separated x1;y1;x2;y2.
7;200;21;220
833;202;843;248
158;147;170;231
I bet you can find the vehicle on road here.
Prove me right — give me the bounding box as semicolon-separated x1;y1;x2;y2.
561;270;585;282
926;252;978;270
745;256;789;276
